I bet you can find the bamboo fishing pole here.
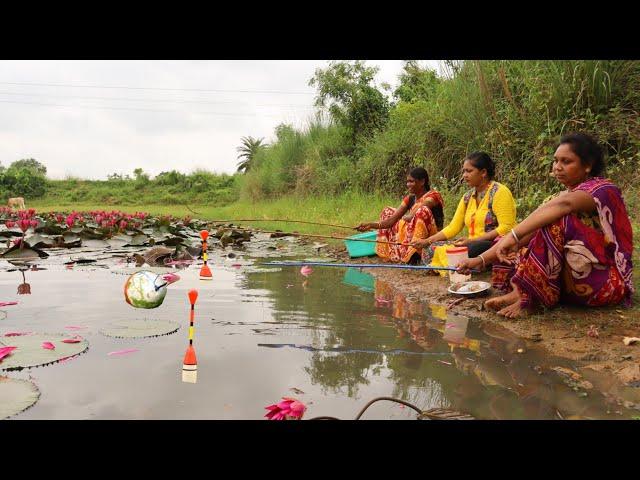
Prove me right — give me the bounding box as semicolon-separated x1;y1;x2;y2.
216;225;406;246
208;218;357;230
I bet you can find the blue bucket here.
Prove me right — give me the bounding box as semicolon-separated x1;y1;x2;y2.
344;231;378;258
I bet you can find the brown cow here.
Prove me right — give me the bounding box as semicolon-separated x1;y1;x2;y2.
7;197;26;210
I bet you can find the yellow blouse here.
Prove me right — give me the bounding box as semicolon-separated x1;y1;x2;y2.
441;181;517;240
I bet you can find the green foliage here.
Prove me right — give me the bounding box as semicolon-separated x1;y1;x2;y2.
38;168;240;207
246;60;640;219
0;158;48;198
309;60;390;144
393;60;440;104
236;136;267;173
9;158;47;176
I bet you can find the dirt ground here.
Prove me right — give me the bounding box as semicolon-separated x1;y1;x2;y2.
324;245;640;410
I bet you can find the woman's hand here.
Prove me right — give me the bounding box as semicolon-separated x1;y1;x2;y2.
355;222;377;232
456;257;482;274
410;237;431;248
453;237;469;246
402;213;414;223
495;232;519;264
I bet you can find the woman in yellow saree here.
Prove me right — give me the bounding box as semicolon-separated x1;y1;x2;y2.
411;152;517;273
356;167;444;265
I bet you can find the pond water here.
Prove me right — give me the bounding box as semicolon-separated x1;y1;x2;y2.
0;242;634;420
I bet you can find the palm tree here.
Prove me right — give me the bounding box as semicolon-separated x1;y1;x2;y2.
236;136;266;173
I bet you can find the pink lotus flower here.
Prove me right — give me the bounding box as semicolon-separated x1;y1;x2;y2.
119;220;127;230
42;341;55;350
30;220;38;229
300;266;313;277
5;220;15;228
264;397;306;420
18;219;31;232
66;216;75;228
0;346;17;361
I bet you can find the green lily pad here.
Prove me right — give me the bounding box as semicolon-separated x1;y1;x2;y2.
0;376;40;419
100;319;180;338
1;244;49;260
24;234;55;248
62;233;80;243
82;239;111;249
128;234;149;246
0;334;89;371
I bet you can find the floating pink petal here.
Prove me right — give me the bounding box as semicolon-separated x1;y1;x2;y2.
300;266;313;277
375;297;392;305
0;302;18;307
61;337;83;344
64;325;88;330
107;348;139;356
4;332;31;337
42;342;55;350
0;346;17;361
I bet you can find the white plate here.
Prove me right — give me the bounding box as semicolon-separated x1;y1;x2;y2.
447;280;491;295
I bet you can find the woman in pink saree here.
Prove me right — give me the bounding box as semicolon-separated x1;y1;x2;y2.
457;133;633;318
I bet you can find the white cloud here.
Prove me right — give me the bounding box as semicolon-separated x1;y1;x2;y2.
0;60;440;179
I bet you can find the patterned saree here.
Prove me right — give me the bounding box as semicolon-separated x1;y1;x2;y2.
375;190;443;263
492;178;634;308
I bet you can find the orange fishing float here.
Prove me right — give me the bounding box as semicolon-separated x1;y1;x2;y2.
182;289;199;383
199;230;212;280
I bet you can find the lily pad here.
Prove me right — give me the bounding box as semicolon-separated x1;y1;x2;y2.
128;234;150;246
1;244;49;260
0;376;40;419
100;319;180;338
24;234;55;248
0;334;89;371
81;239;111;249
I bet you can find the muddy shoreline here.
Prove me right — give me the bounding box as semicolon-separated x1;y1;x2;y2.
323;245;640;412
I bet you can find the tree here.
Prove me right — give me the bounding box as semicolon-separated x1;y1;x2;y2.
393;60;440;103
236;136;267;173
308;61;390;143
133;167;150;186
9;158;47;176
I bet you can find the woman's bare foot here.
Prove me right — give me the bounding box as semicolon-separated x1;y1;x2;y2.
484;289;519;311
495;284;527;318
496;300;527;318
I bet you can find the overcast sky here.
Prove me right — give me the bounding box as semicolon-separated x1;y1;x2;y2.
0;60;440;180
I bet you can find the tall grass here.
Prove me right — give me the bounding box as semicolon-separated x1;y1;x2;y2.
243;60;640;218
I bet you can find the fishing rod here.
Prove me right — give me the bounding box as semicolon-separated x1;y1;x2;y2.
216;225;405;245
208;218;356;230
262;261;480;273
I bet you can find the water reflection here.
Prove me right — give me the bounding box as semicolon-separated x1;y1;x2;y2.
245;265;631;419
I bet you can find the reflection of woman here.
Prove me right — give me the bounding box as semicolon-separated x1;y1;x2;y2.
356;167;444;264
411;152;516;270
458;133;634;318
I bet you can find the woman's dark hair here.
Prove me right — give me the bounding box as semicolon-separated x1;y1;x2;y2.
558;133;605;177
408;166;444;230
408;167;431;191
465;151;495;180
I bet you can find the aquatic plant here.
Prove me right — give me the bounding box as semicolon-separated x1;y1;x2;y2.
264;397;307;420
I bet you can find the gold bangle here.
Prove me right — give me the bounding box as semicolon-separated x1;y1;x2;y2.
478;253;486;269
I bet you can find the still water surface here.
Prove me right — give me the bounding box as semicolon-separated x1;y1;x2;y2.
0;246;632;420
